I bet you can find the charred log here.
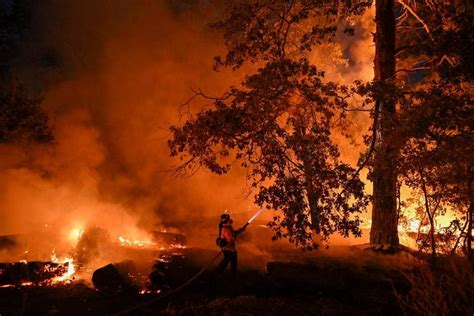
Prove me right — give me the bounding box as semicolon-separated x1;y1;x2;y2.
0;261;69;286
92;260;138;294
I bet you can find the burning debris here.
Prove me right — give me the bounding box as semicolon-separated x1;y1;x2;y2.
0;253;75;288
0;223;188;294
49;252;76;284
0;261;68;287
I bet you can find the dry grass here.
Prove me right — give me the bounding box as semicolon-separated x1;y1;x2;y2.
394;257;474;316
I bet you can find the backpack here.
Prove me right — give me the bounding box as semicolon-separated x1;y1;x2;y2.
216;223;228;248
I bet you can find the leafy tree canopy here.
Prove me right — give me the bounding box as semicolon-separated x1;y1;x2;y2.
169;1;372;249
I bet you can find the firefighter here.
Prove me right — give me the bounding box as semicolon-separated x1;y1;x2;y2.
216;213;247;274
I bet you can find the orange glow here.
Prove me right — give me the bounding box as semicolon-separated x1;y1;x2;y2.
68;227;84;244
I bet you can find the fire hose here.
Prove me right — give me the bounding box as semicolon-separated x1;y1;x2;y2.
113;208;264;316
113;250;223;316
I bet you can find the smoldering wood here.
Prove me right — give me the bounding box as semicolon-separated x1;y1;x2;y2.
0;261;69;285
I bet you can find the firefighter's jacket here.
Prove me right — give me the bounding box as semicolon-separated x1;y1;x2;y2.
221;223;243;251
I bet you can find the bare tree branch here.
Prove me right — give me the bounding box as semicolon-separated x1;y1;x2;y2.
397;0;433;41
395;66;431;76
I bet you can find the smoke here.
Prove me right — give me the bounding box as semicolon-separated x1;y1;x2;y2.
309;6;376;236
0;0;376;263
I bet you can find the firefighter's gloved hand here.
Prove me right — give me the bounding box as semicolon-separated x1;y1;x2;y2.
236;223;248;235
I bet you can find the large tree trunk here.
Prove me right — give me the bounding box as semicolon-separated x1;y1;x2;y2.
304;165;320;235
369;0;399;247
296;119;321;236
467;174;473;261
467;196;473;260
419;167;437;259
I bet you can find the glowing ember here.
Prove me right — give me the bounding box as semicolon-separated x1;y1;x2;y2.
139;289;161;295
170;243;186;249
118;236;157;248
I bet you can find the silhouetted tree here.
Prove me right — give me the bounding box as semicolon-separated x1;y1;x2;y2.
0;0;52;143
0;80;52;143
169;1;372;248
394;1;473;257
169;0;473;251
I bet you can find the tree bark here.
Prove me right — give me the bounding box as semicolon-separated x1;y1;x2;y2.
296;118;321;235
467;173;473;261
304;163;321;235
419;168;437;259
369;0;399;246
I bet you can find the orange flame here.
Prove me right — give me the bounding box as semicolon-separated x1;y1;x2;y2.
49;250;76;284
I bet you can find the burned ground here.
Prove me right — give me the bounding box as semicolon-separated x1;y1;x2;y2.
0;245;419;315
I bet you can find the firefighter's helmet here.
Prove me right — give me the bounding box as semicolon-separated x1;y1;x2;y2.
220;213;231;223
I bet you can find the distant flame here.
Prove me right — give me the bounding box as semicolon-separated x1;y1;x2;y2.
408;219;419;232
68;227;84;244
118;236;157;248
